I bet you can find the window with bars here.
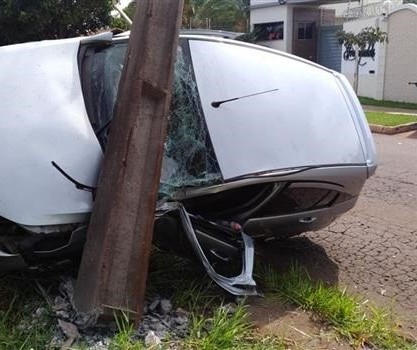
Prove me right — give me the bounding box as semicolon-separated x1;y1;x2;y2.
297;22;315;40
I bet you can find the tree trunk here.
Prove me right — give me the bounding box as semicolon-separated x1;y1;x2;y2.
354;57;359;94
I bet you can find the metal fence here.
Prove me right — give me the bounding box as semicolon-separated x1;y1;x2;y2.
342;0;403;20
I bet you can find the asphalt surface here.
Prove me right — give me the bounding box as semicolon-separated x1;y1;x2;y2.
263;130;417;327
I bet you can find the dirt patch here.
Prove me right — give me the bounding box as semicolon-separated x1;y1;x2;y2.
256;236;339;286
249;299;353;349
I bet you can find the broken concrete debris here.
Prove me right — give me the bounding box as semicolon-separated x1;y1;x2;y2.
47;278;190;348
144;331;162;347
137;297;190;340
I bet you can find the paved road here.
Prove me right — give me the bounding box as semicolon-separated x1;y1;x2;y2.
363;105;417;115
263;130;417;327
309;131;417;321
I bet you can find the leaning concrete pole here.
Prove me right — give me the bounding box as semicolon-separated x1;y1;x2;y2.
74;0;184;320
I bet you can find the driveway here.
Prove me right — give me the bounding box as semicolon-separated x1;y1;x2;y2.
262;130;417;328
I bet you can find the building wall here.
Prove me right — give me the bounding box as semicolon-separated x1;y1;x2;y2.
287;5;294;52
321;2;353;17
321;0;386;18
384;5;417;103
318;24;343;71
321;8;337;25
250;0;280;5
340;16;387;99
250;5;291;52
293;7;321;61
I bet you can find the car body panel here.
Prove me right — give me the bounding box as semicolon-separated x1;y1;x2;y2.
0;33;378;293
333;72;378;176
0;35;375;227
0;33;376;247
189;39;367;180
0;38;102;226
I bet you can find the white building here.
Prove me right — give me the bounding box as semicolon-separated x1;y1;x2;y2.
250;0;342;65
250;0;417;102
249;0;388;67
340;4;417;102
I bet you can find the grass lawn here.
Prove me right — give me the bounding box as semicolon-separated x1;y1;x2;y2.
365;111;417;126
359;96;417;110
1;252;415;349
259;265;416;350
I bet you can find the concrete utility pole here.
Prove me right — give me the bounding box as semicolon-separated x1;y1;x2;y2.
74;0;184;321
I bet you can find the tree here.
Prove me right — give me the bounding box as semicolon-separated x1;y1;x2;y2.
182;0;249;32
0;0;112;46
337;26;388;93
110;0;250;33
110;0;136;30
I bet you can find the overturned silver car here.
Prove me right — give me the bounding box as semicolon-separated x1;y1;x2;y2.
0;32;376;294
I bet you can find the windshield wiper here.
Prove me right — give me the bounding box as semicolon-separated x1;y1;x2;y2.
51;161;96;195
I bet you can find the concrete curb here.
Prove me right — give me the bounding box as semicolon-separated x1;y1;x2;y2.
369;122;417;135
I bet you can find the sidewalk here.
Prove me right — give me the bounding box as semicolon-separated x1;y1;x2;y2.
362;104;417;115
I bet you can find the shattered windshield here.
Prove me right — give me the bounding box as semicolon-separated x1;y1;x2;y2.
83;39;223;199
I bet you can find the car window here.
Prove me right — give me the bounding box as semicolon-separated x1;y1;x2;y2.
84;42;127;147
81;39;223;197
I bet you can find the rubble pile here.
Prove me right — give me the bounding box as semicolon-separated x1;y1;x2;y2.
45;278;190;349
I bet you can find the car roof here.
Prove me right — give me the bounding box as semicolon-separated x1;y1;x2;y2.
114;29;242;40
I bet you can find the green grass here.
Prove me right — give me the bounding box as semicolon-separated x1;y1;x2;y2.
108;280;286;350
145;249;225;310
2;251;415;350
183;302;286;350
0;275;55;350
107;250;287;350
109;312;146;350
145;250;287;349
359;96;417;110
257;264;416;350
109;299;287;350
365;111;417;126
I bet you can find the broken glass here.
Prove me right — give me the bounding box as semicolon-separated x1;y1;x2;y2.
160;45;223;198
84;40;223;199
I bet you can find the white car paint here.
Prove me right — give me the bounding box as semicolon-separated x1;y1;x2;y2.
0;34;375;228
189;39;367;180
0;38;103;226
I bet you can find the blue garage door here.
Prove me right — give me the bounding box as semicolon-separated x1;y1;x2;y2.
318;25;342;72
